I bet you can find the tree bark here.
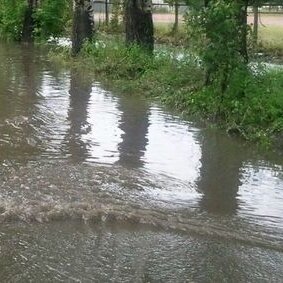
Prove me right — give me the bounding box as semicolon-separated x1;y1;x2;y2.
22;0;38;42
237;0;249;63
172;1;179;33
72;0;94;55
105;0;109;25
125;0;154;53
253;4;259;43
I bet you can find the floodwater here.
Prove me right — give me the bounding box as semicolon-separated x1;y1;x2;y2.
0;42;282;282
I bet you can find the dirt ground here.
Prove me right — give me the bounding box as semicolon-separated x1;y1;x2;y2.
248;14;283;26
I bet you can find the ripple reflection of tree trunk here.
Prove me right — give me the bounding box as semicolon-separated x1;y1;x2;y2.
66;70;92;162
197;131;246;215
21;45;39;98
0;44;42;162
117;95;149;169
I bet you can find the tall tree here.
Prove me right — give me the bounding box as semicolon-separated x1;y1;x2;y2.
165;0;180;32
173;0;179;32
105;0;109;25
22;0;38;42
125;0;154;52
72;0;94;55
187;0;250;92
253;2;259;43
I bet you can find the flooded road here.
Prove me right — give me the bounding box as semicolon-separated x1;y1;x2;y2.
0;42;282;282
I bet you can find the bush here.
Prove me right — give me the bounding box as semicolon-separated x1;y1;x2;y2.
34;0;71;39
0;0;27;40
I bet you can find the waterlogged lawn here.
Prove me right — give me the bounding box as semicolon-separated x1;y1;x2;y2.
50;35;283;147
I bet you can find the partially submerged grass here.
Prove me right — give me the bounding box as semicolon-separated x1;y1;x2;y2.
49;35;283;147
183;67;283;145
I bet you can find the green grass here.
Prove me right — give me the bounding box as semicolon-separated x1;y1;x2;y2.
154;23;188;46
153;22;283;57
258;26;283;55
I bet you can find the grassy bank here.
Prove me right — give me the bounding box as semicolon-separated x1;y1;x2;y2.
50;35;283;147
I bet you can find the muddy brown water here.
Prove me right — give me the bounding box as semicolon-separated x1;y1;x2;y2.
0;42;282;282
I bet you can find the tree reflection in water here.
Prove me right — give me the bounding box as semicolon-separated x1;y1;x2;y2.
65;70;92;162
197;131;248;215
117;95;150;169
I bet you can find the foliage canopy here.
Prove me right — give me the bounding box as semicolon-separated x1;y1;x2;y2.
0;0;71;40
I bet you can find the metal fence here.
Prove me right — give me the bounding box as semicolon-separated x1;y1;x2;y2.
92;1;283;29
93;1;188;27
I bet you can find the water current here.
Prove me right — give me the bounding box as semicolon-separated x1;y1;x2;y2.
0;42;282;282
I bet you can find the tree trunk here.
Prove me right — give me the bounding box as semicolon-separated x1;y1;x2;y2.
72;0;94;55
105;0;109;25
253;4;259;43
172;1;179;33
22;0;38;42
125;0;154;53
237;0;249;63
204;0;211;85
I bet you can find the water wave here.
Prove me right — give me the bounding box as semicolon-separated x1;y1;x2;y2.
0;163;282;253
